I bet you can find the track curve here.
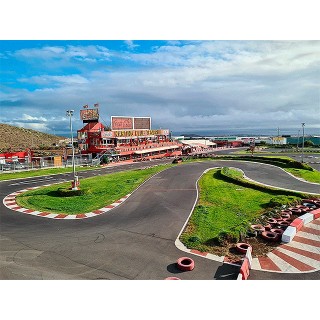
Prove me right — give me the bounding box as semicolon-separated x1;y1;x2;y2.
0;160;319;280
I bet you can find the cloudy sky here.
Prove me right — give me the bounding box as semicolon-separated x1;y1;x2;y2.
1;40;319;136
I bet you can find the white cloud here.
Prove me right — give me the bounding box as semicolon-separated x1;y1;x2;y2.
1;41;320;135
20;74;90;85
124;40;139;50
21;114;48;122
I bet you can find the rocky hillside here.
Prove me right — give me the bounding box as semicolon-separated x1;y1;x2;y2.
0;123;65;153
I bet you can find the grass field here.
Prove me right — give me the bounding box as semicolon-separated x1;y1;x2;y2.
179;168;309;253
16;165;169;214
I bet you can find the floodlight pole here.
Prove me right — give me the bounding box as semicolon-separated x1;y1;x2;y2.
296;129;300;150
66;110;78;190
301;123;305;163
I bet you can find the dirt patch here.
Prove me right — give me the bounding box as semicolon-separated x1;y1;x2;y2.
196;235;281;263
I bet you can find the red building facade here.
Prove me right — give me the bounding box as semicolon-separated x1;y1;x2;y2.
77;109;181;161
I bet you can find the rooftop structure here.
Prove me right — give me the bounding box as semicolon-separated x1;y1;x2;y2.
77;106;182;162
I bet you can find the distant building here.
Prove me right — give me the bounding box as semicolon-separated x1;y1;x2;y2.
77;108;181;161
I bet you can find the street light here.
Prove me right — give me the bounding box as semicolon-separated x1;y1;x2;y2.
296;129;300;150
301;123;305;163
66;110;78;190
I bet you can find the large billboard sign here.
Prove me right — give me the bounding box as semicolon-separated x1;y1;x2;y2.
133;117;151;130
111;117;134;130
111;116;151;130
80;109;99;122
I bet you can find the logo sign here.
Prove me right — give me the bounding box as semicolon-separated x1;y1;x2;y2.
80;109;99;121
101;131;115;138
111;117;134;130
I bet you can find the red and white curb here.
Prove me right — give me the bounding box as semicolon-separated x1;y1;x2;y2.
176;218;320;274
250;218;320;273
3;186;131;220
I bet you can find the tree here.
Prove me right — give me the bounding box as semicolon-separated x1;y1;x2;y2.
304;140;314;147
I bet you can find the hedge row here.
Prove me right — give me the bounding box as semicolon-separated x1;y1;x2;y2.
216;155;314;171
219;167;310;199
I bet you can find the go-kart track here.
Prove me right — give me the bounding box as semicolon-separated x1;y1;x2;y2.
0;158;319;280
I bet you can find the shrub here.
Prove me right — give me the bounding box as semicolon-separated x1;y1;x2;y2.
56;188;86;197
268;195;299;208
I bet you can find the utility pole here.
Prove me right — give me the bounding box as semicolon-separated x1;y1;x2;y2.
66;110;79;190
301;123;305;163
296;129;300;150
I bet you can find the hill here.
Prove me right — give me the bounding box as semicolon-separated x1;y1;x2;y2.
0;123;66;153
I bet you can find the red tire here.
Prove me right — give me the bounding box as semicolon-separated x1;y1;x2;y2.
267;218;278;224
177;257;195;271
281;213;291;219
264;224;272;231
279;220;290;226
165;277;181;280
301;199;315;204
271;228;284;236
281;209;292;215
251;224;265;233
235;242;252;254
271;229;284;241
261;231;279;242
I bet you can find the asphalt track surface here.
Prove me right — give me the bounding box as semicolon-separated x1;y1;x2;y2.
1;159;319;280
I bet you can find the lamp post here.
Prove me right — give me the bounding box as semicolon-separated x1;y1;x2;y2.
66;110;78;190
296;129;300;150
301;123;305;163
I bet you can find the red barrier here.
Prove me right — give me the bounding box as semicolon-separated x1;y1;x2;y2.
240;258;250;280
290;218;304;232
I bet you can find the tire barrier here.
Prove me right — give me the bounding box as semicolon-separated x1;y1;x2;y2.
267;218;278;225
235;242;252;254
301;199;316;204
264;224;272;231
271;228;284;241
250;224;265;233
314;201;320;208
246;230;257;238
281;213;291;219
176;257;195;271
300;206;311;213
290;208;302;215
261;231;279;242
278;220;290;228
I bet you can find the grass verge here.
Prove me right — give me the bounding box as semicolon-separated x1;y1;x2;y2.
16;165;169;214
179;167;317;256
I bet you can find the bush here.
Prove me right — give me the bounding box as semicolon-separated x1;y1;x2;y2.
56;188;86;197
268;195;299;208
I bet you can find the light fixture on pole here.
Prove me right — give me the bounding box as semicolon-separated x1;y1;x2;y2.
301;122;305;163
66;110;78;190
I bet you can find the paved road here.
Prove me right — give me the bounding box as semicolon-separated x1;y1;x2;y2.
0;159;319;280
